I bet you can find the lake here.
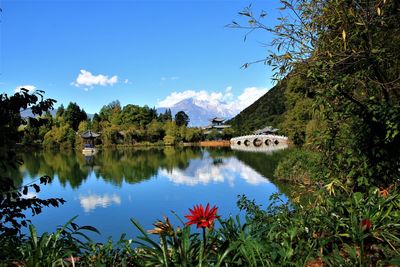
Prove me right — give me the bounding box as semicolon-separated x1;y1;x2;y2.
14;146;290;242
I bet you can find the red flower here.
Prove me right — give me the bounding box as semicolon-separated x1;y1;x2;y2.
185;203;218;229
361;218;373;231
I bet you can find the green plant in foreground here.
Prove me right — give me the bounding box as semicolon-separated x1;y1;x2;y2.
130;204;273;267
131;209;211;267
131;216;200;267
15;216;99;267
82;234;136;266
238;186;400;267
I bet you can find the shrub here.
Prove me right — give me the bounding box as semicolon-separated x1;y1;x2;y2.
274;148;322;185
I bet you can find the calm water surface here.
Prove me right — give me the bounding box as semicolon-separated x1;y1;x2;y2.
15;147;290;242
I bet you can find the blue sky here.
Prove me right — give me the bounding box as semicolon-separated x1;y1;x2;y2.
1;0;281;114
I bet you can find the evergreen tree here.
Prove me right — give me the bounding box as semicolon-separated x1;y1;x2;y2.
159;109;173;123
56;104;65;118
64;102;87;131
174;111;189;127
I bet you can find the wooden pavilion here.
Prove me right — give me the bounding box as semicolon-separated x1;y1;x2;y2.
80;130;100;153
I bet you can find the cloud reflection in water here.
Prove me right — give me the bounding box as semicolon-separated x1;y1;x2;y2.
161;157;269;186
79;193;121;213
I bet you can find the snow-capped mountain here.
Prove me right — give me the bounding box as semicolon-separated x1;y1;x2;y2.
157;98;239;126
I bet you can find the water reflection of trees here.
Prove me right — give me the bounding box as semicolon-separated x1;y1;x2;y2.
18;147;203;188
21;150;91;188
16;147;298;199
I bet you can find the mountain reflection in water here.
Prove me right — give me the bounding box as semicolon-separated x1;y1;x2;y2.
161;156;270;186
16;147;290;242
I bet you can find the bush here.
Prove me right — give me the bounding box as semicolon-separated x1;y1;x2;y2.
274;148;322;185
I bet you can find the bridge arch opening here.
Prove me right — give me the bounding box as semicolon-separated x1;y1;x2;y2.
244;140;250;146
274;140;279;145
253;138;262;147
265;139;271;146
237;140;241;145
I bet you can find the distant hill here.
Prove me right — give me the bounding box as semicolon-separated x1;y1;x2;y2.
20;108;93;120
157;98;237;127
20;108;57;118
227;81;286;135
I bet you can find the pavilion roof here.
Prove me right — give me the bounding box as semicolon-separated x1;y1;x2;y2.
210;117;225;122
81;130;100;139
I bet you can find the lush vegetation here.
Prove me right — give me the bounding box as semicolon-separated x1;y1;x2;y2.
20;99;237;149
1;0;400;265
21;101;204;148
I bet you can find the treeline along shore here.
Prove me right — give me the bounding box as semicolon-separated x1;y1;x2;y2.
19;100;236;149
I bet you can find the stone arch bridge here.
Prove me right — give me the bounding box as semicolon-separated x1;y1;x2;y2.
230;134;288;149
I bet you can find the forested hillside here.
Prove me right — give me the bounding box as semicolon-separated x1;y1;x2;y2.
227;80;286;135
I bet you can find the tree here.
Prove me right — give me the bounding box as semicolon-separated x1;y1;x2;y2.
43;124;75;148
101;124;123;146
64;102;87;131
21;112;54;145
99;100;121;123
158;108;172;123
147;119;164;142
56;104;65;118
124;125;142;144
221;128;235;140
182;127;203;142
0;89;65;241
92;113;100;123
91;113;101;132
174;111;190;127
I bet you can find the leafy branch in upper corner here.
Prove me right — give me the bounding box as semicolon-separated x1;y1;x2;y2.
227;1;317;78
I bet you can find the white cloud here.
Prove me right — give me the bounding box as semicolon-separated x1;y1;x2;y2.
234;87;268;111
158;90;225;108
222;86;234;102
158;90;202;107
79;193;121;213
157;86;268;115
72;69;118;87
15;85;36;93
